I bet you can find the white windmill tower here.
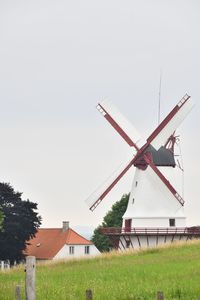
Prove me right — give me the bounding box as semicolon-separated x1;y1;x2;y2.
86;94;200;250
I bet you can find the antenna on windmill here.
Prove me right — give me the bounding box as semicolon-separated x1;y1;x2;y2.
158;69;162;125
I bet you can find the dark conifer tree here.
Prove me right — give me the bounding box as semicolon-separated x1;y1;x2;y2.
0;209;3;231
0;182;41;263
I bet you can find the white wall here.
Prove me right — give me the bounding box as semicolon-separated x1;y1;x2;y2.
123;217;186;228
123;167;186;225
54;244;100;259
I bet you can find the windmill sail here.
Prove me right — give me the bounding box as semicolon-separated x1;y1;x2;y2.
86;157;135;211
147;159;184;206
147;94;194;150
97;100;141;150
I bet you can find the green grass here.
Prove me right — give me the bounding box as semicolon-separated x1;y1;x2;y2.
1;240;200;299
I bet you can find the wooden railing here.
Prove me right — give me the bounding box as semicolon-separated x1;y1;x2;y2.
101;227;200;235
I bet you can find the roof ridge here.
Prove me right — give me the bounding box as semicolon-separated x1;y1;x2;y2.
36;228;92;243
38;228;62;230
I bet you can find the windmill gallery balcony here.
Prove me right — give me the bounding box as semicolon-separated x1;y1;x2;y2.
100;227;200;250
101;227;200;235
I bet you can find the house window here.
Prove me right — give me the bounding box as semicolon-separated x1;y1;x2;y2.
85;246;90;254
69;246;74;255
169;219;175;227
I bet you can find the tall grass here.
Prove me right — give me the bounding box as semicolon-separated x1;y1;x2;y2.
1;240;200;299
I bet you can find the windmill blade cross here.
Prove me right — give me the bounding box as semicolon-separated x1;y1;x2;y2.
145;155;184;206
86;157;136;211
86;94;193;212
147;94;194;150
97;100;141;151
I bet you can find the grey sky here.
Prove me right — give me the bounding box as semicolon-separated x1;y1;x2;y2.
0;1;199;232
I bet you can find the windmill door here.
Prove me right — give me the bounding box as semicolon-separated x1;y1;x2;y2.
125;219;132;232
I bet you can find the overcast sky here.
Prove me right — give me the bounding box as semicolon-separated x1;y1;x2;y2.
0;1;199;234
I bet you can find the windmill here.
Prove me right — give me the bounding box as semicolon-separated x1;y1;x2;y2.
86;94;200;249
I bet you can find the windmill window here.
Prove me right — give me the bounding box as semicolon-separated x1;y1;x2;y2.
132;198;135;204
69;246;74;255
135;181;138;187
126;240;131;248
169;219;175;227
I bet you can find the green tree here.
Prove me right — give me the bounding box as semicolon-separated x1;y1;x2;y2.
0;182;41;263
92;194;129;252
0;209;4;231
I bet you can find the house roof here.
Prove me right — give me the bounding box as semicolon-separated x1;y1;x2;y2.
25;228;93;260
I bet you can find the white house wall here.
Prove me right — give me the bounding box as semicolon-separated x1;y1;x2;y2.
54;244;100;259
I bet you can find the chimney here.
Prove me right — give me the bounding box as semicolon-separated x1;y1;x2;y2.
62;221;69;232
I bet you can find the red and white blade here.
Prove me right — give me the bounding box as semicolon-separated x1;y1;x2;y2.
97;100;141;151
146;158;184;206
85;157;135;211
147;94;194;150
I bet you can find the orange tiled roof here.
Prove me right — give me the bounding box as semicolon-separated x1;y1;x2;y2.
25;228;92;259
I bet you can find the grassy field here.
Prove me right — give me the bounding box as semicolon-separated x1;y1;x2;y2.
1;240;200;300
